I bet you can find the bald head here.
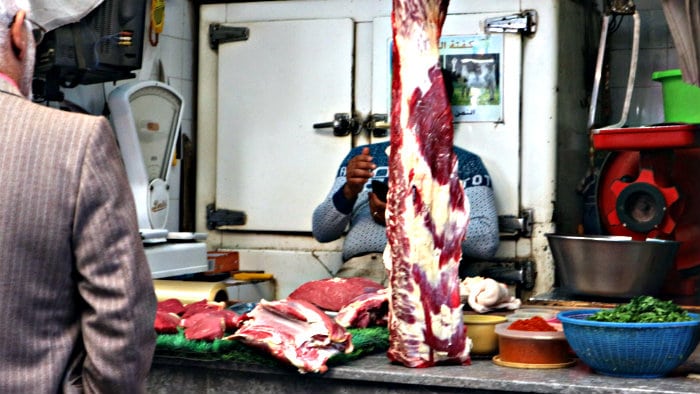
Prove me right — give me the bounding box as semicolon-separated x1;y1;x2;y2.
0;0;35;98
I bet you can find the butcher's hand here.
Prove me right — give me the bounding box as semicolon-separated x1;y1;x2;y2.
343;147;375;200
369;191;386;225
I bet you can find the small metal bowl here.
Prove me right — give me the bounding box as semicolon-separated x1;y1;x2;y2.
546;234;680;298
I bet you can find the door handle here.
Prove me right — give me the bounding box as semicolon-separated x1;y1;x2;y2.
313;113;359;136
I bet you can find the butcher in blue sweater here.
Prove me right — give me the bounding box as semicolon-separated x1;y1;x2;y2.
312;141;499;285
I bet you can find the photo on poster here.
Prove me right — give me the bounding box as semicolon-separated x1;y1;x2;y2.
385;34;503;123
440;34;504;122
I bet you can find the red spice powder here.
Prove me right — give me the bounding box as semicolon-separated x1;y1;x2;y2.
507;316;556;331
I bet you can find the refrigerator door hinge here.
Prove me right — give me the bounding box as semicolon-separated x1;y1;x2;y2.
209;24;249;50
498;208;533;238
206;204;246;230
485;10;537;36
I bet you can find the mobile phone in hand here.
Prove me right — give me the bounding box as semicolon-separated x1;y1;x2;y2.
371;180;388;202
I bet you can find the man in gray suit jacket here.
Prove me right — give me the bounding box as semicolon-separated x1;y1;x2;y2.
0;2;157;392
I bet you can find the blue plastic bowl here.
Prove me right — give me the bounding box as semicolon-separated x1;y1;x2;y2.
558;309;700;378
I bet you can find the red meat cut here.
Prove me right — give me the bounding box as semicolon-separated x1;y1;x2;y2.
180;309;243;341
385;0;471;367
180;299;225;318
154;311;182;334
183;313;226;341
335;288;389;328
157;298;186;315
288;277;384;311
230;298;353;373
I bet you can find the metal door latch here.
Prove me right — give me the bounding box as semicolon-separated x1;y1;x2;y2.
313;113;360;136
498;208;533;238
363;113;390;138
485;10;538;36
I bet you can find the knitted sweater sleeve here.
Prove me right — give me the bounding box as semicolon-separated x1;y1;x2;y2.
455;147;500;259
311;147;364;243
311;177;352;242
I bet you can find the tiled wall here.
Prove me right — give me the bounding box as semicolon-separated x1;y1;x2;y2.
62;0;196;232
606;0;677;126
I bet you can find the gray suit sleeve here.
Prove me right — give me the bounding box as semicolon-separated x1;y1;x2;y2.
72;117;156;393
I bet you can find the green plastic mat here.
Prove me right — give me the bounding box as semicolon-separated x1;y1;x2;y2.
155;326;389;370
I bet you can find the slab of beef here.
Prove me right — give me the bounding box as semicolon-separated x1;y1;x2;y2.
181;299;225;318
157;298;186;315
229;298;353;373
335;288;389;328
181;309;243;341
385;0;471;367
154;311;182;334
288;277;384;311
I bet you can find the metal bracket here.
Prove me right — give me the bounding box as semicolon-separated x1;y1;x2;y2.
209;24;249;50
206;204;246;230
498;208;533;238
485;10;538;36
481;260;536;291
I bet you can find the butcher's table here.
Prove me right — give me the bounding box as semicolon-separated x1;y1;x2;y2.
147;345;700;393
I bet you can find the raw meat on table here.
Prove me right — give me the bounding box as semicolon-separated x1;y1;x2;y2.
154;298;241;340
385;0;471;367
335;288;389;328
288;277;384;311
230;298;353;373
181;299;226;318
181;309;243;341
154;310;182;334
157;298;186;315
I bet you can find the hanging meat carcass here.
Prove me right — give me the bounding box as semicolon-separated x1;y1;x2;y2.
385;0;472;367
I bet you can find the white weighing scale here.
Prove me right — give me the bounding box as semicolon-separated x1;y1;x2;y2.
108;80;208;278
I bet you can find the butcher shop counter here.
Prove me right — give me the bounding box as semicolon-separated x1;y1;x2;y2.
146;344;700;393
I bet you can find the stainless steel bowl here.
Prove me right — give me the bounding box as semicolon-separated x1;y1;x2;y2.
546;234;680;298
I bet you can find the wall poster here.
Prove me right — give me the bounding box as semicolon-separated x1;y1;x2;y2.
440;34;503;123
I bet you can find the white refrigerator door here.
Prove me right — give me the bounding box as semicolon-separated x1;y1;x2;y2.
215;18;354;231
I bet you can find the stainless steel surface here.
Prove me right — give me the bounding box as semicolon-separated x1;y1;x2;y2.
546;234;680;298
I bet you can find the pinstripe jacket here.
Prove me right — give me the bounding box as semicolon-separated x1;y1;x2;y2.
0;77;156;393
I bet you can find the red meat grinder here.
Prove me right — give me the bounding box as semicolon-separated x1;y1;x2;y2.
592;124;700;296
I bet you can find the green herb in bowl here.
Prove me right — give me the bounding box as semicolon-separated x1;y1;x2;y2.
587;296;692;323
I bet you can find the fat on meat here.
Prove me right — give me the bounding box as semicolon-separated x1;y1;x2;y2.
157;298;186;315
460;277;522;313
335;288;389;328
288;277;384;311
385;0;472;367
154;311;182;334
229;298;353;373
180;309;243;341
181;299;226;318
